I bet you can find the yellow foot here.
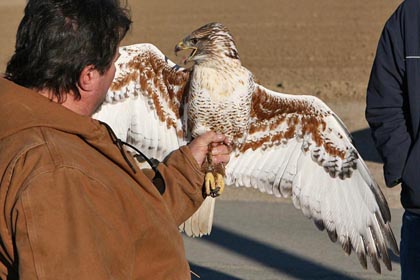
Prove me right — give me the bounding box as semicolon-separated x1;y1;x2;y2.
204;172;225;198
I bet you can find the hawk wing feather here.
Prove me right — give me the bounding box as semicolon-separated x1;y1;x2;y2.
225;84;398;272
94;44;215;237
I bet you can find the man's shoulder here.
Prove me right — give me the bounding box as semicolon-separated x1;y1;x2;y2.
1;126;123;192
402;0;420;10
0;127;49;162
0;126;100;175
378;0;420;49
36;127;113;173
388;0;420;25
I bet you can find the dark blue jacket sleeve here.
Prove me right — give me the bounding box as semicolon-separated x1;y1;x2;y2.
366;5;412;187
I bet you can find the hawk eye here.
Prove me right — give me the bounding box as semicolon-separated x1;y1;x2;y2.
190;38;199;45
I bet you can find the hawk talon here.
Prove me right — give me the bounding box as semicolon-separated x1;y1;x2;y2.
215;173;224;194
204;172;225;197
210;187;221;198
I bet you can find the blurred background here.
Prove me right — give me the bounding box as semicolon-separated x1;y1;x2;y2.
0;0;401;102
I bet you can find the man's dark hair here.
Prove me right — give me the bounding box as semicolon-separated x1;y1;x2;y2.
5;0;131;102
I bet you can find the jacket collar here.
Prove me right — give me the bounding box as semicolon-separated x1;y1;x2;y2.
0;77;105;141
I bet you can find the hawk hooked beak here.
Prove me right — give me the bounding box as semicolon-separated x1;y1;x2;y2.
174;40;198;65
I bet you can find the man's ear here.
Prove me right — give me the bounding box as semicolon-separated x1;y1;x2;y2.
78;65;99;91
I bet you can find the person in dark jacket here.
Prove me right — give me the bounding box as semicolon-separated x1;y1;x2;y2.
366;0;420;278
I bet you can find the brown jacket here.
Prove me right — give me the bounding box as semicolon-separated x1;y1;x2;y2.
0;78;205;279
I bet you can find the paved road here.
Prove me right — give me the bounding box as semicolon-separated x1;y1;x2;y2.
183;199;402;280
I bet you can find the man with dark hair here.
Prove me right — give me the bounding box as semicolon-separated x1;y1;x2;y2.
0;0;230;279
6;0;131;108
366;0;420;278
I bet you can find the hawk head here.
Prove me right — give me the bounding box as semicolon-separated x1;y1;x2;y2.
174;22;240;65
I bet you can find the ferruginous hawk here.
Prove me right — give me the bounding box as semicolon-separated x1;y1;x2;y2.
93;22;398;274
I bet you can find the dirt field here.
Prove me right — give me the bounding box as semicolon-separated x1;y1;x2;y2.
0;0;404;207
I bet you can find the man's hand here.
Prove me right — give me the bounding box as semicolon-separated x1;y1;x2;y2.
188;131;231;167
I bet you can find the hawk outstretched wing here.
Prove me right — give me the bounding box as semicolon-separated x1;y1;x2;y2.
226;85;397;272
